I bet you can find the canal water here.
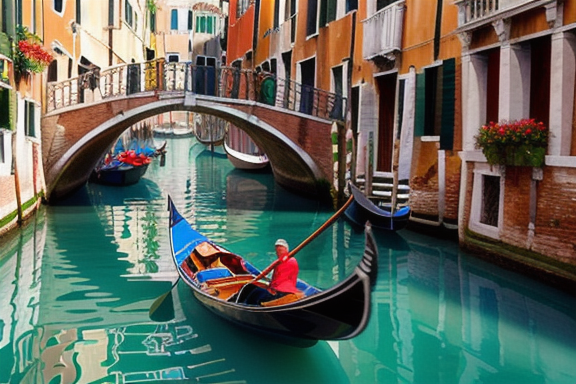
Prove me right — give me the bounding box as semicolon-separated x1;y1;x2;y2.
1;136;575;384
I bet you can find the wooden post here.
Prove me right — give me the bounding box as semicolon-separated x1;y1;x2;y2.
11;133;22;224
391;139;400;214
365;131;374;196
337;121;347;206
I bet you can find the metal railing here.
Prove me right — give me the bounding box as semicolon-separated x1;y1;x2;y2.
455;0;538;26
46;59;346;122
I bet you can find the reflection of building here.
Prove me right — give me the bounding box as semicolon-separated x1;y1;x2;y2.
338;230;576;383
0;208;241;383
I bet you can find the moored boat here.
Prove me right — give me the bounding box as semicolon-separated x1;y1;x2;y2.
345;182;411;231
223;140;270;171
90;161;150;186
164;195;378;345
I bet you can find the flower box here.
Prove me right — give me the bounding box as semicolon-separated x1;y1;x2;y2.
475;119;548;167
14;26;52;83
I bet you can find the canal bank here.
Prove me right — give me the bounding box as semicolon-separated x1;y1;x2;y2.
406;220;576;296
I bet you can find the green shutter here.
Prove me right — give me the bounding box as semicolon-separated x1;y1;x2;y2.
327;0;337;23
414;72;426;137
440;58;455;150
319;0;327;27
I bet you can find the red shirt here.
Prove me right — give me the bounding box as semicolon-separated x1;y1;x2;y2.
270;257;299;293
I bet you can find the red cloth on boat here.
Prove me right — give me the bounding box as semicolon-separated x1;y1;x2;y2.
270;257;299;294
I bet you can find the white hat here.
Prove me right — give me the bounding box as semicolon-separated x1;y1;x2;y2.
275;239;289;249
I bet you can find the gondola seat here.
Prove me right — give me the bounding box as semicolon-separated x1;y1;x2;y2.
196;267;233;283
261;291;305;307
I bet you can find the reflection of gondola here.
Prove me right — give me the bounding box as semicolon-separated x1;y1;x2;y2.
167;196;378;345
345;183;410;231
223;140;270;171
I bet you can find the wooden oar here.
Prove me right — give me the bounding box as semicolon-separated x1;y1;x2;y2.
236;194;354;300
149;277;180;322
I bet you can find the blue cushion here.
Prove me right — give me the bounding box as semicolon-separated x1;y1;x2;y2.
196;267;232;283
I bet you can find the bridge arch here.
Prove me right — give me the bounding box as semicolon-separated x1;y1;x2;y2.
43;94;333;202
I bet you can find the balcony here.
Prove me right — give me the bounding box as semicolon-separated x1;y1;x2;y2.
455;0;558;29
362;1;405;61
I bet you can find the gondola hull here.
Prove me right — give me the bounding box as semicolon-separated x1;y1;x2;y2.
223;141;270;171
167;196;378;344
90;163;149;186
345;183;411;231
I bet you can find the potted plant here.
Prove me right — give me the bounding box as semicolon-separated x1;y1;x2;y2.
13;25;53;84
475;118;549;167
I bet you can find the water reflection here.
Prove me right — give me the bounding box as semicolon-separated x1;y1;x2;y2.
341;229;576;384
1;137;575;383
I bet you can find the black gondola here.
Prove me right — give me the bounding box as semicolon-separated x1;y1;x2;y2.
345;182;411;231
165;195;378;346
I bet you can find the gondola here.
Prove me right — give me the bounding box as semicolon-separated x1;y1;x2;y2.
90;142;166;186
90;162;150;186
345;182;411;231
164;195;378;345
223;140;270;171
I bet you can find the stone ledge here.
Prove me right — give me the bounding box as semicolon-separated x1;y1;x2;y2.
463;229;576;296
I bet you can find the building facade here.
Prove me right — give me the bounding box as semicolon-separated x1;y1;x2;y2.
0;0;46;236
226;0;576;277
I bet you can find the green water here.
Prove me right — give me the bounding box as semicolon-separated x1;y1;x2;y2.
1;137;575;384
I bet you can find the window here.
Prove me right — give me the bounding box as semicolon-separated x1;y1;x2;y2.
470;164;503;239
125;0;133;28
167;54;179;63
377;0;399;11
150;10;156;32
171;9;178;30
188;10;192;30
0;58;10;86
319;0;336;27
236;0;250;18
0;130;4;163
196;14;216;34
330;65;344;120
16;0;22;25
24;100;37;138
108;0;114;26
414;58;455;150
480;175;500;227
75;0;81;24
53;0;63;14
306;0;318;36
346;0;358;12
0;88;10;130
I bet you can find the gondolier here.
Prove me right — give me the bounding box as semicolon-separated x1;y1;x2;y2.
238;239;301;305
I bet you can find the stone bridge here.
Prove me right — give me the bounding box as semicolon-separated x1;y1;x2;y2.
42;60;346;202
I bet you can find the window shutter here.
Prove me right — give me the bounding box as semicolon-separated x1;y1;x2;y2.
414;72;426;137
171;9;178;30
440;58;455;150
327;0;337;23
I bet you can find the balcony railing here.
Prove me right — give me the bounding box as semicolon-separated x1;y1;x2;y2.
362;1;405;60
45;59;346;122
455;0;544;27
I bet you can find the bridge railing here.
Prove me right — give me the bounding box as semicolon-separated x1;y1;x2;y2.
46;59;347;122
